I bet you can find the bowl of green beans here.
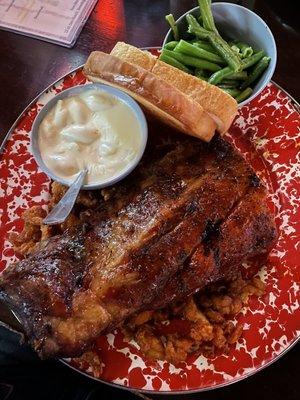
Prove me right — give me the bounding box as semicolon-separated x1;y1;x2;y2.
161;1;277;107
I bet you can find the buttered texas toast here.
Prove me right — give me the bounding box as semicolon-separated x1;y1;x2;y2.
111;42;238;133
84;51;216;142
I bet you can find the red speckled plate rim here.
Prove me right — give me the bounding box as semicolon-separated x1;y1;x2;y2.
61;336;300;396
1;78;299;152
0;48;299;395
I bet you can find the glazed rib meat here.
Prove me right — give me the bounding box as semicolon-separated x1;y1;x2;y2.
150;186;277;310
0;130;277;359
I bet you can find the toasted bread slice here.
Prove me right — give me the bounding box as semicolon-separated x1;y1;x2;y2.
111;42;237;133
110;42;156;70
84;51;216;142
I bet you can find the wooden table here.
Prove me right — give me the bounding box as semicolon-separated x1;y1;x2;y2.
0;1;299;399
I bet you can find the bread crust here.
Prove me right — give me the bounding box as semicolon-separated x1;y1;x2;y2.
111;42;238;133
84;51;216;142
110;42;157;70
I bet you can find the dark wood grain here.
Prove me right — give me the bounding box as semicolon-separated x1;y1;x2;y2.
0;1;299;399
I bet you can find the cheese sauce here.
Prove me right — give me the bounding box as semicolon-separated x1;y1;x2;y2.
38;89;142;185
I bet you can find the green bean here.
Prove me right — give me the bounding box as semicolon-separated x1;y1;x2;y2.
159;52;191;73
191;40;217;54
175;39;225;64
208;67;248;85
164;41;179;50
163;49;221;72
208;35;243;72
220;88;241;98
208;69;247;85
208;66;233;84
240;56;270;90
235;87;253;103
195;69;208;80
186;15;211;39
195;68;205;76
187;14;242;72
218;80;240;88
163;2;270;98
198;0;218;33
231;44;241;55
225;71;248;80
242;50;265;69
165;14;179;41
235;41;254;58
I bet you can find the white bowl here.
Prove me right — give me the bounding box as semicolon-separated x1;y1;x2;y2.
31;83;148;190
162;2;277;107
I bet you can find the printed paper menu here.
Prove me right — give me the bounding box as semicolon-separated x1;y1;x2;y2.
0;0;98;47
